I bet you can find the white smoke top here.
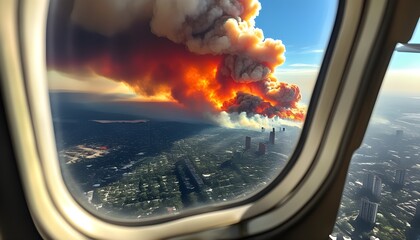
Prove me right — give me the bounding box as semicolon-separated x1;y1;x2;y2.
71;0;286;83
212;111;303;130
150;0;286;80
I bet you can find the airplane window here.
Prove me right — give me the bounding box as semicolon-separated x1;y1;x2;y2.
46;0;338;220
331;20;420;240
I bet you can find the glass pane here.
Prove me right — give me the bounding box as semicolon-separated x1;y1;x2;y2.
332;20;420;240
46;0;338;220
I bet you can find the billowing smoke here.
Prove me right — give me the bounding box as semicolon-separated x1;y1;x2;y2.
48;0;305;125
222;92;278;117
212;112;304;130
222;55;271;83
222;91;304;120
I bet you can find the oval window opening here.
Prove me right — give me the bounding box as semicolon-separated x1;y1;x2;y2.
46;0;338;221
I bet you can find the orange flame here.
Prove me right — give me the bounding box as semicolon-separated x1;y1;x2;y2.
48;0;305;121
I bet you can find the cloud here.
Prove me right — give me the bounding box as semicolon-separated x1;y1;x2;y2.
288;63;319;68
304;49;324;53
307;49;325;53
286;49;325;55
275;68;319;74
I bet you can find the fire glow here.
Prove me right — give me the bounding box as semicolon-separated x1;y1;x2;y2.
48;0;305;122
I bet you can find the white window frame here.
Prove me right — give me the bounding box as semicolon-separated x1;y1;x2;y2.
1;0;418;239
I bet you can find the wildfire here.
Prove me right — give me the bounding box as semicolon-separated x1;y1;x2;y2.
48;0;305;122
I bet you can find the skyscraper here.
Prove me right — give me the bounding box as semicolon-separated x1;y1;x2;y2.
415;202;420;220
363;173;382;200
359;198;379;224
269;128;275;145
245;136;251;150
258;142;266;155
363;173;375;191
394;169;406;186
372;176;382;199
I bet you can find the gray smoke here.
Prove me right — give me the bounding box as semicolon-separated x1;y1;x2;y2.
70;0;286;83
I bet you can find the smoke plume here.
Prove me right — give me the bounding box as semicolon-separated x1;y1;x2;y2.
48;0;305;124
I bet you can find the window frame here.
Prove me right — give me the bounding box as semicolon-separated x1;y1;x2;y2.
1;0;419;239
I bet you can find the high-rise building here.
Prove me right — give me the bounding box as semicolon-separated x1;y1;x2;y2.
363;173;375;191
394;169;406;186
269;132;274;144
258;142;266;155
269;128;275;145
245;136;251;150
415;202;420;219
372;176;382;199
359;198;379;224
363;173;382;199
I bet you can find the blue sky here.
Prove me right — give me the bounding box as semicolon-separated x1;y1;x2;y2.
256;0;338;69
254;1;420;100
255;1;420;71
390;20;420;69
